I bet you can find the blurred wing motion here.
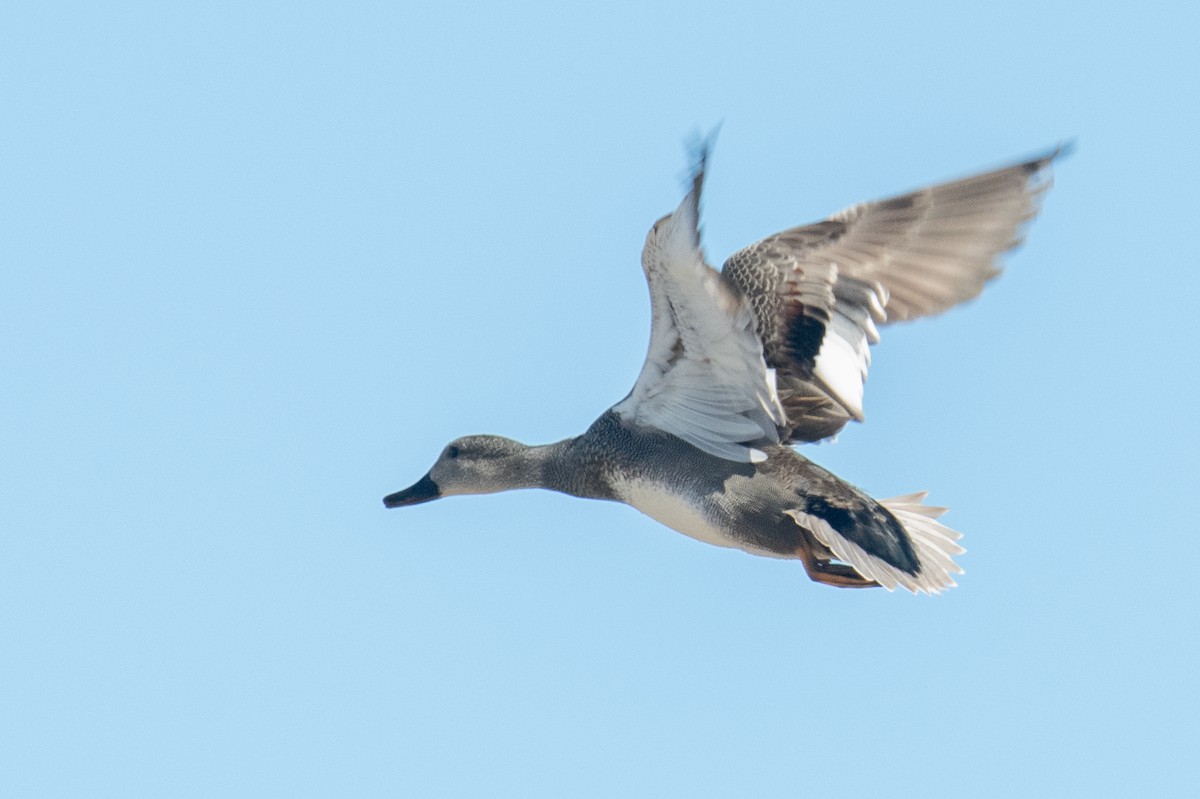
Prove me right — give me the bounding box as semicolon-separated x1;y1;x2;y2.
614;147;786;463
721;147;1064;442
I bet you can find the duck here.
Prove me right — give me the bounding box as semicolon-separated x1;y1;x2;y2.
384;139;1062;594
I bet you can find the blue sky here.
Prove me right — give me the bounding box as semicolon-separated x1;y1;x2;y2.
3;2;1198;796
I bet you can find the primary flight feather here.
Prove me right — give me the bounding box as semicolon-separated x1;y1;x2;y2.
384;139;1062;594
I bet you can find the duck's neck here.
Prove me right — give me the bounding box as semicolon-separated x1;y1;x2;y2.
516;437;615;501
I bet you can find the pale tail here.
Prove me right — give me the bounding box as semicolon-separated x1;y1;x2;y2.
788;491;965;595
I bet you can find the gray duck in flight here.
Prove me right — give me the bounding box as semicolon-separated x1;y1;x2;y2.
385;141;1061;594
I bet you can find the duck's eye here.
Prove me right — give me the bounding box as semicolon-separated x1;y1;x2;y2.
447;445;460;459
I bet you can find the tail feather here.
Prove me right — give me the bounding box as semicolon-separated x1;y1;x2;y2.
789;492;965;595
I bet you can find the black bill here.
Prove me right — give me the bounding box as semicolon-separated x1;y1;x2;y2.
383;473;441;508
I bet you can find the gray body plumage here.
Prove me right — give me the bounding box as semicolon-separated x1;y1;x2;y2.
384;140;1063;595
557;411;916;569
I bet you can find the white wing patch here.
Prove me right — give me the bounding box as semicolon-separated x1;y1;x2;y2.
614;171;785;463
721;148;1061;443
802;264;887;423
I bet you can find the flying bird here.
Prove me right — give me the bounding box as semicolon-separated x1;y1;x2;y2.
385;140;1062;594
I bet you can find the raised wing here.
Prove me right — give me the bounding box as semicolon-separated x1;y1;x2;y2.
721;147;1063;442
613;150;785;463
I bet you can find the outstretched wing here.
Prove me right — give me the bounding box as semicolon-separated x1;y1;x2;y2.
613;149;785;463
721;147;1064;443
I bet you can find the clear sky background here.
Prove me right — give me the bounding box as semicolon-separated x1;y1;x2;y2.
3;2;1198;796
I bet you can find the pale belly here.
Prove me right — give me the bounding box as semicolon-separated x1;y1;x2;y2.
612;477;794;559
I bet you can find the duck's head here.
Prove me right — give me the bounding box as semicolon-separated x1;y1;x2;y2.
383;435;532;508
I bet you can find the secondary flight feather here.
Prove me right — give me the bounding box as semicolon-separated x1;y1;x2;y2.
384;137;1064;594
